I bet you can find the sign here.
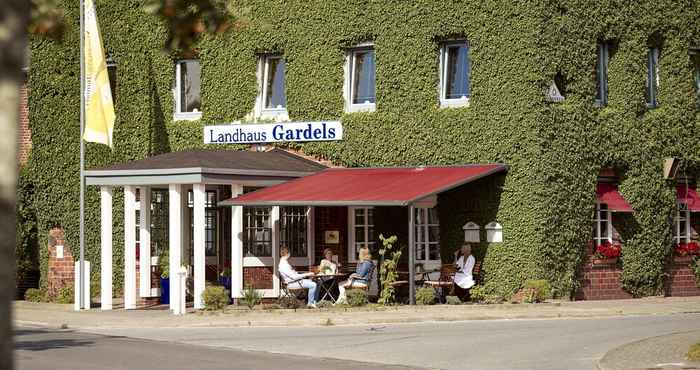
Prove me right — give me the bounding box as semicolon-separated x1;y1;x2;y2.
204;121;343;144
324;230;340;244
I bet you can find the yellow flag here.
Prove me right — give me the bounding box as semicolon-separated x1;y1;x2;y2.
82;0;115;148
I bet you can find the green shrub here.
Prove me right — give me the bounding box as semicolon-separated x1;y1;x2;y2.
202;285;228;311
416;287;436;305
378;234;402;305
24;288;43;302
522;280;552;303
346;289;368;307
56;286;74;304
445;295;462;305
159;252;169;279
240;285;261;310
688;341;700;361
315;300;333;309
692;257;700;288
277;296;303;309
469;286;487;302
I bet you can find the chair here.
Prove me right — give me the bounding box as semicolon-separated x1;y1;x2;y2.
345;262;375;292
278;271;308;301
423;264;456;303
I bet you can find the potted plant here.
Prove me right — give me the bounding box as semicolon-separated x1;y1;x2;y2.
592;241;621;264
673;241;699;263
159;252;169;304
218;262;232;291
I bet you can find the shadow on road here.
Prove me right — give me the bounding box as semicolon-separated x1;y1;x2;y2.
14;329;95;351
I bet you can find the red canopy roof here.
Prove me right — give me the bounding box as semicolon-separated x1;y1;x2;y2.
677;185;700;211
220;164;507;207
596;183;633;213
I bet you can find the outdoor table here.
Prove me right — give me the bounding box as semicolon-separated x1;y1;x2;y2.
314;273;346;303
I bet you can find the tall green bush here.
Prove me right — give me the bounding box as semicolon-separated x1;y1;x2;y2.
378;234;401;305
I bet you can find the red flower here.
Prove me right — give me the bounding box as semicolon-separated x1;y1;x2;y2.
595;241;622;259
675;242;700;256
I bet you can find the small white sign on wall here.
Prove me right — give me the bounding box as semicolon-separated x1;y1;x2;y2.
462;222;480;243
56;245;64;259
485;222;503;243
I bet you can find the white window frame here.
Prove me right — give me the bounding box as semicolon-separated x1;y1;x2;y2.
173;60;202;121
414;207;441;266
347;207;375;263
593;202;613;246
673;202;691;245
253;54;289;121
344;43;376;113
438;40;470;108
646;47;660;109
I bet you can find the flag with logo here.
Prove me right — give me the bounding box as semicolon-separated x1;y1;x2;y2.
82;0;115;147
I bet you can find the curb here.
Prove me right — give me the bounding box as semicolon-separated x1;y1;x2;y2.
598;330;700;370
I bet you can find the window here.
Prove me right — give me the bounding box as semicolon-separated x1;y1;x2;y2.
415;207;440;262
595;42;610;106
345;45;376;112
151;189;169;256
439;41;470;107
188;190;218;257
174;59;202;120
106;55;117;107
692;51;700;106
349;207;375;261
646;47;660;108
280;206;307;258
673;202;691;245
255;55;288;119
592;202;612;246
243;207;272;257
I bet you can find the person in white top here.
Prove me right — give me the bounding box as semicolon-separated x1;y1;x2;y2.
318;248;340;275
278;246;319;308
453;243;476;300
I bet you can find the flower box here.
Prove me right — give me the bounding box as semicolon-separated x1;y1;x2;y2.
674;242;700;257
672;255;695;264
591;257;618;266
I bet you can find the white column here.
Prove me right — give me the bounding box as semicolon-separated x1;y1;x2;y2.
307;207;315;263
192;183;206;309
271;206;280;296
124;186;137;309
100;186;113;310
168;184;183;312
230;184;244;300
74;261;90;310
139;187;151;298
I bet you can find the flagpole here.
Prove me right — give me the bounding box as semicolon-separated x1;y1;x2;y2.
79;0;86;310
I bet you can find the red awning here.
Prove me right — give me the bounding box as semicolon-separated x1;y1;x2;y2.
596;183;633;213
677;185;700;211
220;164;507;207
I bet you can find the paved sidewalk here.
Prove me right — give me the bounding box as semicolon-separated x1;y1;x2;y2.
599;330;700;370
13;296;700;330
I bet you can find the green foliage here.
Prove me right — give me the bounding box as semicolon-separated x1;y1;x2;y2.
345;289;368;307
202;285;228;310
240;284;261;310
445;295;462;305
159;252;169;279
377;234;401;305
24;0;700;301
24;288;44;302
468;286;487;303
416;287;436;305
276;296;303;309
15;170;39;282
55;285;74;304
522;280;552;303
688;342;700;362
316;300;333;309
692;257;700;288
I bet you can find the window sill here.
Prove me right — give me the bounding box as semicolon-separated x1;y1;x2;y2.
174;112;202;121
346;102;376;113
440;97;469;108
259;108;289;122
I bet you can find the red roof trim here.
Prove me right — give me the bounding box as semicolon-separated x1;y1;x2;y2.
677;185;700;212
596;182;633;213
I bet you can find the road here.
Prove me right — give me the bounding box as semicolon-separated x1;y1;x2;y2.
16;313;700;370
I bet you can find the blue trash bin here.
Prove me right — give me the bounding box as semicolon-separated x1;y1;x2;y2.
160;277;170;304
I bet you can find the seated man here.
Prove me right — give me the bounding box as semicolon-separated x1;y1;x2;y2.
279;246;319;308
337;246;374;304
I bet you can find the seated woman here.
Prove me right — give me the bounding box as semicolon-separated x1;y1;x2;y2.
453;243;476;300
278;246;319;308
318;248;340;275
336;246;374;304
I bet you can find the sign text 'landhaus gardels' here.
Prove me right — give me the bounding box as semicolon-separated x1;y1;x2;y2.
204;121;343;144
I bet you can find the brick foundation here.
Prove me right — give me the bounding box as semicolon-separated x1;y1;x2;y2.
665;255;700;297
243;267;273;289
47;228;74;298
576;257;633;300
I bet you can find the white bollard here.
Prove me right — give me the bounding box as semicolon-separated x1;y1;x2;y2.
74;261;91;311
175;266;188;315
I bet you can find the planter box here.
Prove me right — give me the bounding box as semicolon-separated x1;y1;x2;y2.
672;255;696;264
591;257;618;266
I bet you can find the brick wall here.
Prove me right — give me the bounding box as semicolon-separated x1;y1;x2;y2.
47;228;74;298
576;257;633;300
243;267;273;289
18;78;31;165
665;256;700;297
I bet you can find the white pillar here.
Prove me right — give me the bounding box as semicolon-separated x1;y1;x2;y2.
100;186;113;310
192;183;206;309
74;261;90;310
307;207;315;264
168;184;183;312
230;184;244;300
139;187;151;298
271;206;280;296
124;186;137;309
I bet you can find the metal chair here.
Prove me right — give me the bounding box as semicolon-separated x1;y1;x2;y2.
278;271;308;301
423;264;456;303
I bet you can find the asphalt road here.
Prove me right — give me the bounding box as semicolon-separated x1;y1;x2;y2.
85;313;700;370
14;327;418;370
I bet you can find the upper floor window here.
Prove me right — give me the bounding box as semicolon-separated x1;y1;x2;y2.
646;47;660;108
345;45;375;113
673;202;691;245
439;41;470;108
692;50;700;106
174;59;202;120
106;55;117;107
595;42;611;106
592;202;612;246
255;55;288;120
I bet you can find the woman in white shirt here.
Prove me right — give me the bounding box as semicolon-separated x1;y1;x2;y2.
453;243;476;300
318;248;339;275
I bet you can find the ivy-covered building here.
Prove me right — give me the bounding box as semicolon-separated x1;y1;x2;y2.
23;0;700;304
